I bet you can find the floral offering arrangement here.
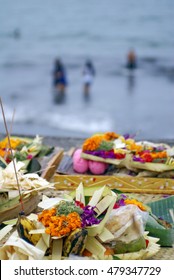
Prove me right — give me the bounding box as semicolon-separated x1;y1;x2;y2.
0;135;54;173
79;132;174;175
0;183;161;260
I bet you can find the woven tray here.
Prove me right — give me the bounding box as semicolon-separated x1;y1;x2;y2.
149;247;174;260
0;190;173;260
53;174;174;194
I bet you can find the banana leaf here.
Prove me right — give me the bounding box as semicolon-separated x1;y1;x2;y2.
147;196;174;224
146;196;174;247
0;156;7;169
37;145;54;157
0;193;40;223
26;158;41;174
113;236;146;254
0;194;30;212
146;216;174;247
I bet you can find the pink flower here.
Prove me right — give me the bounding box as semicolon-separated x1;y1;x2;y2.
27;154;33;159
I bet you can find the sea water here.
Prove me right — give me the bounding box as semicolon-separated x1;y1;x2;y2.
0;0;174;140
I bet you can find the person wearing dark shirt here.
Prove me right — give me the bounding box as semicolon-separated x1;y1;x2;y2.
53;58;67;94
126;49;137;70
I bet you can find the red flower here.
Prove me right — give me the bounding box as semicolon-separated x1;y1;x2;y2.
75;200;84;209
145;239;149;248
141;153;153;162
113;202;120;209
6;157;11;164
115;153;125;159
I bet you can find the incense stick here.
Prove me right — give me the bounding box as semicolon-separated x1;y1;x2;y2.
0;98;24;213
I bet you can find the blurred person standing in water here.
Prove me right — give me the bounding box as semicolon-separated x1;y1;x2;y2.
126;49;137;94
126;49;137;70
53;58;67;95
82;59;95;95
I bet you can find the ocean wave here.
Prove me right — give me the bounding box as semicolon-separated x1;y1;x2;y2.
0;106;113;135
41;113;113;134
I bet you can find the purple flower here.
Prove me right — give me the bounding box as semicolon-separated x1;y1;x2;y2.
84;150;116;159
123;133;130;140
133;156;145;163
80;205;101;227
123;133;136;140
120;194;127;200
154;146;166;151
113;199;126;209
118;198;126;206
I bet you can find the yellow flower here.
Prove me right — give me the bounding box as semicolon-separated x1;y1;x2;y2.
113;148;127;154
0;137;22;150
124;198;147;211
126;141;143;153
125;139;135;146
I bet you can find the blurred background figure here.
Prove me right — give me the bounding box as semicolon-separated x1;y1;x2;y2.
13;28;21;39
52;58;67;103
126;49;137;70
82;59;95;95
1;1;174;139
53;58;67;93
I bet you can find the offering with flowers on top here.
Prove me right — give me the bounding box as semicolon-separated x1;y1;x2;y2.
0;183;161;260
79;132;174;177
0;135;54;174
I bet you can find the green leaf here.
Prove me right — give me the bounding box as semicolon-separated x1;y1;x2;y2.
145;224;174;247
0;156;7;169
146;214;166;230
0;195;26;212
111;189;123;194
113;255;121;260
27;158;41;174
146;196;174;247
146;196;174;225
37;146;54;157
98;140;114;151
113;236;146;254
14;151;28;161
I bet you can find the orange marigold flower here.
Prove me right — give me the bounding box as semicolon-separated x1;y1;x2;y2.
82;135;104;151
0;149;10;158
104;132;120;141
38;208;56;226
151;151;167;159
38;209;81;237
